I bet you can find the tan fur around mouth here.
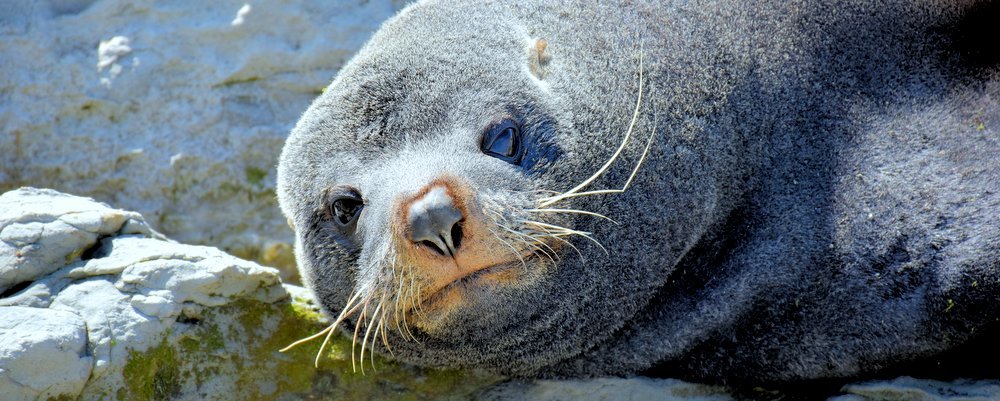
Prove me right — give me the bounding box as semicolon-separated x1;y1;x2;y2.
411;251;540;313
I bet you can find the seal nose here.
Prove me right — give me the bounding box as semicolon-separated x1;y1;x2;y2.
408;186;464;257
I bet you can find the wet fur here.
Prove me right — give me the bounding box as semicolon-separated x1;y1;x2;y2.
277;0;1000;383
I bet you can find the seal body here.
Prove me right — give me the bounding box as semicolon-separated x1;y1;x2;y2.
277;0;1000;382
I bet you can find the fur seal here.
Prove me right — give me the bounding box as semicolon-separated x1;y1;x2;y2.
277;0;1000;383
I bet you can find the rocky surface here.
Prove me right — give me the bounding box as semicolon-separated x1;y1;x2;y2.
0;188;502;400
481;378;735;401
2;187;999;401
832;377;1000;401
0;0;410;282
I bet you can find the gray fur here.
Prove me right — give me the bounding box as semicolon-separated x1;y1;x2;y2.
277;0;1000;382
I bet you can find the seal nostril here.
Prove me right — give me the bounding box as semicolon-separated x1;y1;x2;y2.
407;186;464;257
421;240;447;256
451;221;463;251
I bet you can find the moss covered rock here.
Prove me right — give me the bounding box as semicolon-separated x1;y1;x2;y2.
109;297;501;401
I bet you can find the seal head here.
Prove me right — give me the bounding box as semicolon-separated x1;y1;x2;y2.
277;0;741;375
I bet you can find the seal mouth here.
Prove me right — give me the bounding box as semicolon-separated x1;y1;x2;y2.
413;251;541;313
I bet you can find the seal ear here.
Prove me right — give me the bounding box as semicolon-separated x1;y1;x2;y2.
528;38;551;80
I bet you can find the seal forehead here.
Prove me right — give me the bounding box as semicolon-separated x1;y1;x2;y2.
336;1;532;94
288;0;565;161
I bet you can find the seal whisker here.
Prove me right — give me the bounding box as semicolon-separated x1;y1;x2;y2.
359;298;384;374
526;228;582;259
522;219;609;255
538;51;646;208
373;287;391;354
539;189;622;199
521;234;561;267
283;291;368;369
414;278;428;317
621;118;658;191
312;292;366;368
314;305;359;368
281;290;364;353
406;265;419;317
395;285;418;343
495;222;544;257
525;208;618;224
483;208;531;268
507;229;558;268
390;264;417;343
282;323;332;353
406;264;429;327
520;219;587;234
350;300;369;373
392;264;403;335
312;323;337;368
400;285;419;342
391;258;411;339
373;300;388;369
488;226;529;269
531;231;584;261
497;223;559;265
407;264;422;317
517;229;562;263
466;197;564;274
525;188;561;195
485;205;564;263
378;303;394;356
523;229;562;261
536;124;657;203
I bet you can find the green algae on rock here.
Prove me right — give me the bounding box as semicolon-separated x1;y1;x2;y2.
117;298;501;401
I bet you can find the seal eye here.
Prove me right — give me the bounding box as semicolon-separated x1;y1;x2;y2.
481;120;522;163
328;187;364;228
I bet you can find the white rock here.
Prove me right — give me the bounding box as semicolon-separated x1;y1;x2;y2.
836;376;1000;401
50;277;150;379
0;306;92;401
231;3;251;26
131;293;180;318
0;187;292;396
97;35;131;71
0;188;154;294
